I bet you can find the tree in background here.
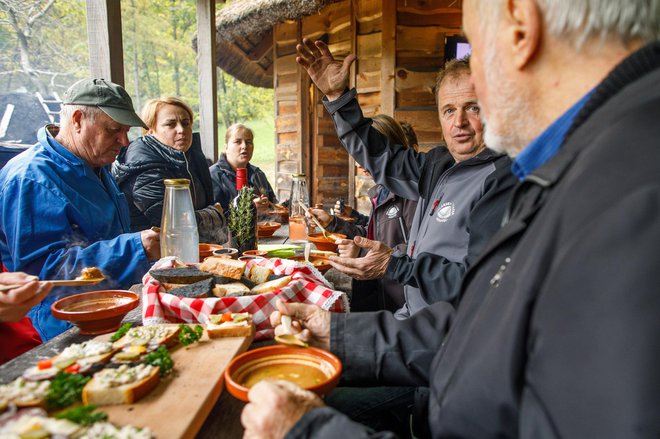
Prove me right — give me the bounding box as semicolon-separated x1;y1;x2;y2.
0;0;88;97
0;0;274;138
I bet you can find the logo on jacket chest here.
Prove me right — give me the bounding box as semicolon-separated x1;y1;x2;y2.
435;202;455;223
385;206;400;218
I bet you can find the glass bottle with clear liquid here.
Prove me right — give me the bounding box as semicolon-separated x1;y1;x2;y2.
288;173;309;242
161;179;199;263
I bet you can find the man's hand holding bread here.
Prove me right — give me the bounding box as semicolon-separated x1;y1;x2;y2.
269;299;330;351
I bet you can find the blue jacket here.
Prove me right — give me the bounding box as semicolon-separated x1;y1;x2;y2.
0;126;151;341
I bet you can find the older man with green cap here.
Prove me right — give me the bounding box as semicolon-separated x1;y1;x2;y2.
0;78;160;356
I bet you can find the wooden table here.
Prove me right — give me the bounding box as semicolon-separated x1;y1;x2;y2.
0;223;351;438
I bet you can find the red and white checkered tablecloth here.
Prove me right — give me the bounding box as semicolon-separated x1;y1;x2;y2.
141;257;349;340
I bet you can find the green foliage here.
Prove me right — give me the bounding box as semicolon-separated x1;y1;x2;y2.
46;371;90;410
217;71;274;128
110;322;133;342
0;0;275;149
178;324;203;346
228;187;256;246
143;346;174;377
55;405;108;425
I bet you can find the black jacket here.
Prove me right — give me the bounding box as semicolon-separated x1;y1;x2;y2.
290;43;660;439
112;134;226;244
329;185;417;311
209;154;277;211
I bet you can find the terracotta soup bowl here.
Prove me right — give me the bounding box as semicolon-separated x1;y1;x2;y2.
224;345;342;402
51;290;139;335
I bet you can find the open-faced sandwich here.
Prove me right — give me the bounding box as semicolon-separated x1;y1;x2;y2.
22;340;116;381
82;363;160;406
112;324;180;350
0;378;50;411
206;312;254;338
0;407;155;438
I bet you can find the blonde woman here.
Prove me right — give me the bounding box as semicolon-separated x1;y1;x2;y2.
112;97;226;243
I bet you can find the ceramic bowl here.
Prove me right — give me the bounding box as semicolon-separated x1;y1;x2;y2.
257;221;282;238
224;345;342;402
212;248;239;259
199;243;223;260
291;256;332;274
265;208;289;224
51;290;139;335
307;232;347;252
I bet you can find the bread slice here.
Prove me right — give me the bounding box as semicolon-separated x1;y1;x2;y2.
206;313;254;338
0;377;50;409
82;364;160;406
250;275;292;294
149;266;213;284
248;265;273;284
112;325;180;349
199;258;246;280
309;250;337;260
212;282;251;297
167;278;214;298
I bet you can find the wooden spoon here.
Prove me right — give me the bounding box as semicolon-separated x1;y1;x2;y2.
0;278;104;293
274;315;308;348
297;202;342;241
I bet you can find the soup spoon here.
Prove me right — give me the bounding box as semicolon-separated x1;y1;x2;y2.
274;315;308;348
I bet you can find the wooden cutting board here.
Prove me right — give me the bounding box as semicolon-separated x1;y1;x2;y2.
93;326;253;439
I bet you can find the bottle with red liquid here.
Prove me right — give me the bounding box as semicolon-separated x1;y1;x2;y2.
236;167;248;190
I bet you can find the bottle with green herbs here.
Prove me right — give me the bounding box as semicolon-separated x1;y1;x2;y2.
228;186;258;254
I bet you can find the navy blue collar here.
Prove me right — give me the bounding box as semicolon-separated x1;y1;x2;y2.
512;91;592;181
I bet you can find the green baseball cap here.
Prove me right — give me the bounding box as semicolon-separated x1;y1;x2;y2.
63;78;147;129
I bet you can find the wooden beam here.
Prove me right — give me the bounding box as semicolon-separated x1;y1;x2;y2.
246;30;274;62
380;0;396;116
347;0;357;208
196;0;219;161
85;0;124;85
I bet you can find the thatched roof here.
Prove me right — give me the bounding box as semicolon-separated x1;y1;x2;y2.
209;0;338;88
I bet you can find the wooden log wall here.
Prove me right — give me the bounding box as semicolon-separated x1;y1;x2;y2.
273;0;462;212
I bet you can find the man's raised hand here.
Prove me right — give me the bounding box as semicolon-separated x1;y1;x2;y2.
296;38;356;101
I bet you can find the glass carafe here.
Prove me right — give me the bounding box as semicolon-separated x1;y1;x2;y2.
160;179;199;263
288;173;309;242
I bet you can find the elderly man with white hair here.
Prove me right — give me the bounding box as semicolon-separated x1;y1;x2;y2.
241;1;660;438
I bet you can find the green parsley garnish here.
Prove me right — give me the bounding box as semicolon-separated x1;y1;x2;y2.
110;322;133;342
143;346;174;376
55;404;108;425
179;324;203;346
46;372;90;409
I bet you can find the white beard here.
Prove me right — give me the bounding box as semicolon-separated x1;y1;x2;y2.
480;43;537;158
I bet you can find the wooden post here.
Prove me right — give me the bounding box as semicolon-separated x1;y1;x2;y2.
196;0;219;162
380;0;396;116
347;0;358;208
296;22;310;177
85;0;124;85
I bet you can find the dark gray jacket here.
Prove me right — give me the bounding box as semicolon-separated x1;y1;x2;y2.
323;89;515;317
328;185;417;311
288;42;660;439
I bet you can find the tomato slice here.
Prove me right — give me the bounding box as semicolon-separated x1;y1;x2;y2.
220;313;234;323
64;363;81;373
37;359;53;370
